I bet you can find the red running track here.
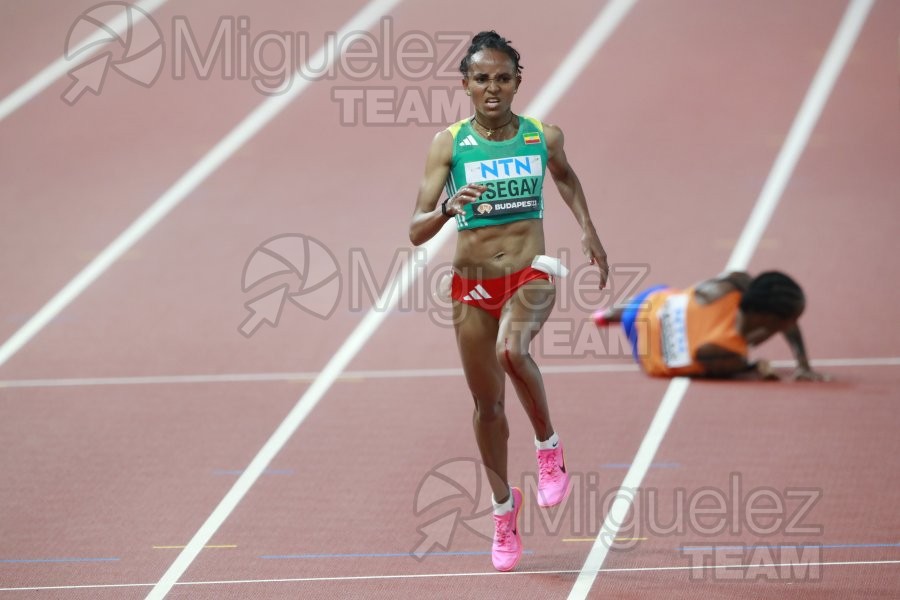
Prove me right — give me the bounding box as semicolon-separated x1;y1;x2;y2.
1;0;898;598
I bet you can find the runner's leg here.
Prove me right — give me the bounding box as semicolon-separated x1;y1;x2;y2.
454;301;510;502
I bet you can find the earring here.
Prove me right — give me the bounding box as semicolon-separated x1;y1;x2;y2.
466;90;471;96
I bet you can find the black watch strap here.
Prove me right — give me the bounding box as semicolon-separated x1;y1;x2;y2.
441;198;451;217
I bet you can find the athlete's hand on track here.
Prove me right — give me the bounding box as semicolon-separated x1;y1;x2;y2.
754;359;781;381
791;367;830;382
446;184;487;215
582;229;609;289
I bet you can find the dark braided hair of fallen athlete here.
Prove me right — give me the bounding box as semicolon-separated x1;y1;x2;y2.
739;271;806;319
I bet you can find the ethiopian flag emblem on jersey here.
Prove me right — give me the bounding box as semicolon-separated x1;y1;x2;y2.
523;133;541;144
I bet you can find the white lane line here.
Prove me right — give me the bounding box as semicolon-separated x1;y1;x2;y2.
526;0;638;118
143;3;638;599
726;0;875;271
0;0;169;123
139;3;401;596
1;356;898;389
3;559;898;592
566;1;876;598
0;0;405;372
568;377;689;599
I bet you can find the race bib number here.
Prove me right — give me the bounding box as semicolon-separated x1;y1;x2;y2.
657;294;691;368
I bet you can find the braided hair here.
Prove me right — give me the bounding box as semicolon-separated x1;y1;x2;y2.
458;31;523;77
739;271;805;319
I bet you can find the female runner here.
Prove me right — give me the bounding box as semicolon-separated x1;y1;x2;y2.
409;31;609;571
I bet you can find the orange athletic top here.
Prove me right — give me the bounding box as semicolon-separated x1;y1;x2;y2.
634;287;748;377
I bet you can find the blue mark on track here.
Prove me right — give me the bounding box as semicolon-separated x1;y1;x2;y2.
0;557;119;564
680;542;900;552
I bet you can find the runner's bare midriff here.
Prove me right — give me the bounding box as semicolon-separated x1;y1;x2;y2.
453;219;545;278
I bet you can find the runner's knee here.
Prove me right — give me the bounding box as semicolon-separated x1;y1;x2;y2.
472;394;505;421
496;339;530;376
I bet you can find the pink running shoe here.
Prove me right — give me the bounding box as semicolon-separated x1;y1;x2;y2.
491;487;523;572
536;443;571;507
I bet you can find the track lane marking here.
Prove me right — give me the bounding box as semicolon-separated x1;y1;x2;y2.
0;0;397;371
564;537;647;543
0;0;169;123
566;1;876;597
0;557;118;564
1;356;896;388
2;559;898;592
152;545;236;550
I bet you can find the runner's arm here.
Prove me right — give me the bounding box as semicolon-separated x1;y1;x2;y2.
695;344;779;380
544;123;609;288
693;272;752;304
409;130;486;246
409;131;454;246
782;324;829;381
